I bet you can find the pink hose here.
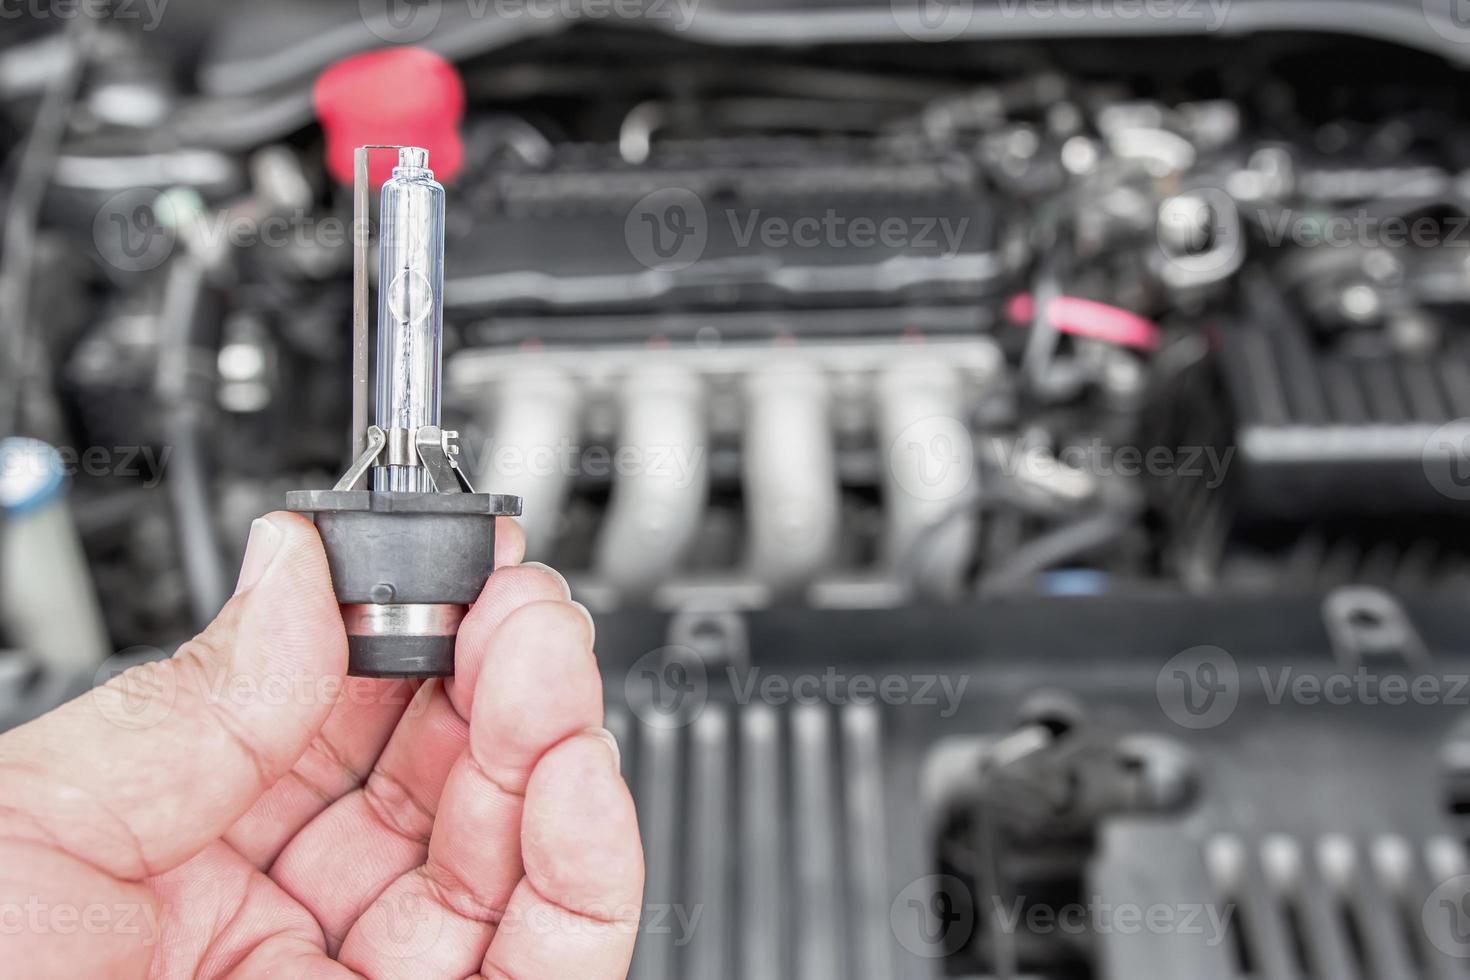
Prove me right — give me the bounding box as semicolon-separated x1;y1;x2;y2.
1006;293;1161;351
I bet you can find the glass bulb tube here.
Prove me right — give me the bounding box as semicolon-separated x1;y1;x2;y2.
373;147;445;492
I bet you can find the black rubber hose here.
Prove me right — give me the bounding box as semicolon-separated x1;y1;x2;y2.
157;256;230;627
0;23;89;440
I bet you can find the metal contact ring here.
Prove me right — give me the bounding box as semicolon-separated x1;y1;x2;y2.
341;603;467;637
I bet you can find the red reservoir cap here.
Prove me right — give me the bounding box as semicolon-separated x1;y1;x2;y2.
314;47;465;188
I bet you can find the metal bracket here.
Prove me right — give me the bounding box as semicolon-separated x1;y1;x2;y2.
331;423;473;494
334;425;387;491
415;425;474;494
349;144;409;469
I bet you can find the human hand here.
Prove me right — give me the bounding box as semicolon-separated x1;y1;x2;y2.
0;512;643;978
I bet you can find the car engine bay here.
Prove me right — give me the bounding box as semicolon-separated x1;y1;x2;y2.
5;5;1470;977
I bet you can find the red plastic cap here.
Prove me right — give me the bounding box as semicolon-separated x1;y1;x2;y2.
314;47;465;188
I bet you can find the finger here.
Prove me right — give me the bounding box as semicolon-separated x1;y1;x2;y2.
492;516;527;569
222;516;525;869
336;601;603;976
0;512;345;880
479;734;643;980
445;558;572;719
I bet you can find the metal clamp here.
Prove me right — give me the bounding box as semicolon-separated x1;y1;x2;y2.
333;424;474;494
415;425;472;494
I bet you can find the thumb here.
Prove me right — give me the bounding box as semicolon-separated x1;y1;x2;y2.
0;511;346;881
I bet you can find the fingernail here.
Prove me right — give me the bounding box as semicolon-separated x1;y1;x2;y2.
583;727;621;773
570;600;597;648
520;562;571;598
235;517;285;595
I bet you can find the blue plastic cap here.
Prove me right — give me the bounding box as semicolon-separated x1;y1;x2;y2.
1039;568;1110;596
0;438;65;516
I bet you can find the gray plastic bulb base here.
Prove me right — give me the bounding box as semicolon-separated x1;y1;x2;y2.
287;488;521;677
